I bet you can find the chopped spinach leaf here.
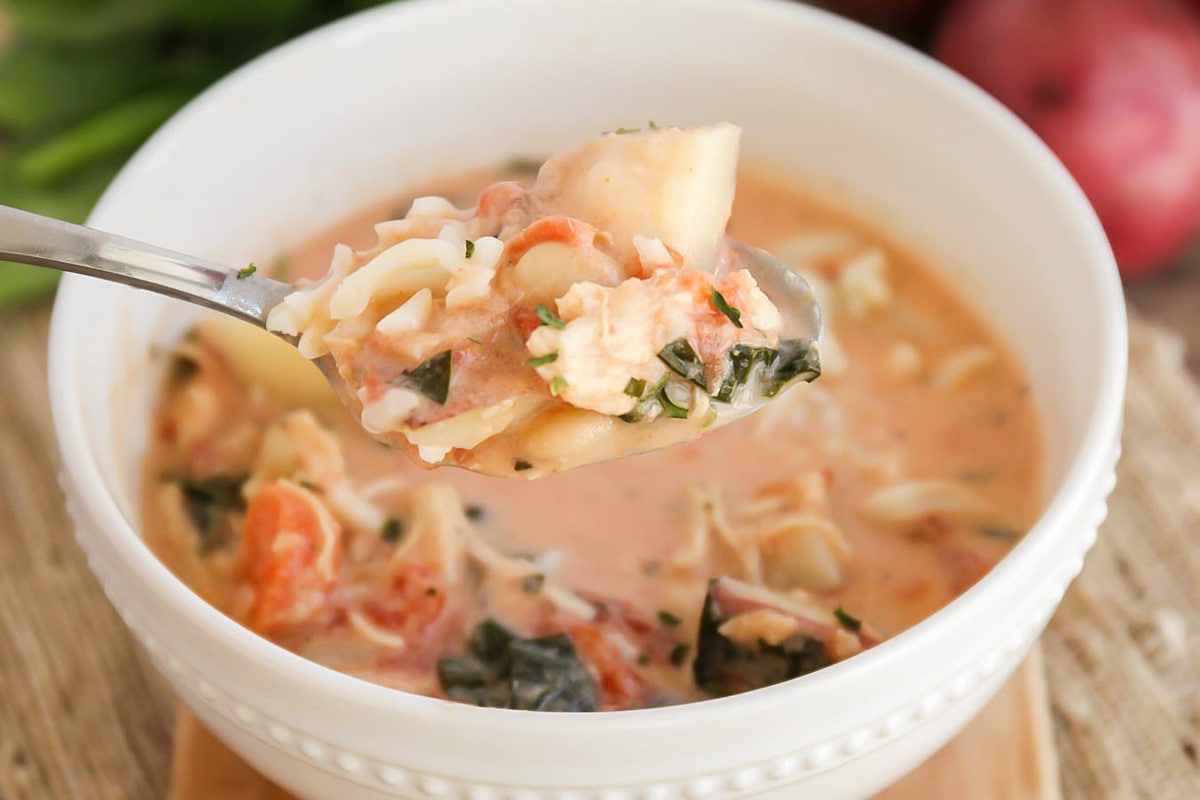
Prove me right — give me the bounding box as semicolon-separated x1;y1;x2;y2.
624;377;647;397
508;634;597;712
834;605;862;633
396;350;452;405
381;517;404;543
169;354;199;386
693;578;830;697
534;303;565;329
710;288;743;328
658;339;708;390
464;239;475;259
976;524;1022;542
438;619;598;712
236;263;257;279
657;381;691;419
437;655;491;691
670;643;691;667
763;339;821;397
172;473;247;551
527;352;558;368
658;610;682;627
713;344;770;403
470;618;519;665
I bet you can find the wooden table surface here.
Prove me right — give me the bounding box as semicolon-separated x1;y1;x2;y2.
1;257;1198;799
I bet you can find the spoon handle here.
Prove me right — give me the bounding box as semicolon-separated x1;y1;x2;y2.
0;204;291;326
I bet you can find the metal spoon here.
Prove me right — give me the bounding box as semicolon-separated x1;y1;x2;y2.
0;203;822;461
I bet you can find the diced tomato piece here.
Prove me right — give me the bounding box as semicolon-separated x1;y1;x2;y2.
361;561;450;647
563;620;652;711
510;305;542;339
476;181;525;220
941;546;992;595
504;216;597;262
239;482;340;635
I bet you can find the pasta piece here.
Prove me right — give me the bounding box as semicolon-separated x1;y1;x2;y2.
717;609;802;648
758;515;853;593
863;479;1009;530
510;241;623;301
243;410;347;497
196;315;339;409
673;484;760;582
837;248;891;317
769;230;861;266
932;346;996;389
393;484;470;585
887;340;923;380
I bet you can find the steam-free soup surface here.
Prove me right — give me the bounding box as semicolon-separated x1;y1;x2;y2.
144;166;1042;711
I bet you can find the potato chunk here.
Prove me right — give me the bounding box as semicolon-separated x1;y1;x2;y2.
531;124;741;270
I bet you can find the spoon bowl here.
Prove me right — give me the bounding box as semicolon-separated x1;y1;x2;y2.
1;202;822;474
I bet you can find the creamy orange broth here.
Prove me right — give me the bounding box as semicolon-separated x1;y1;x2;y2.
143;166;1042;710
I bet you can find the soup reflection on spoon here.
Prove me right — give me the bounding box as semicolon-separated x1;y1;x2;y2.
0;124;822;477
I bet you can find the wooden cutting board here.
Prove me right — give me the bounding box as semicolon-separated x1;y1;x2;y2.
169;648;1059;800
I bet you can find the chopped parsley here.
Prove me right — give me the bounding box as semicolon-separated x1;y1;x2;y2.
464;239;476;259
527;352;559;368
514;459;533;472
623;377;647;397
833;605;862;633
549;375;568;396
466;336;483;345
658;339;708;390
710;288;743;328
465;504;486;522
534;303;566;329
381;517;404;543
637;654;651;667
236;263;257;279
395;350;453;404
614;127;641;134
658;610;682;627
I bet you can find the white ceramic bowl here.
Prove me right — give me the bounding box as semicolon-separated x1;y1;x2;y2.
48;1;1126;797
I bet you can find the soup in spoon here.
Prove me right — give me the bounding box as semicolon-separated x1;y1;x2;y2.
266;124;819;477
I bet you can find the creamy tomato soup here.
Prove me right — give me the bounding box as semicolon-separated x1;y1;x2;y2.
143;163;1042;711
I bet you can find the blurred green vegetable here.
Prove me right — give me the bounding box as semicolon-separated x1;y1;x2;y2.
0;0;392;308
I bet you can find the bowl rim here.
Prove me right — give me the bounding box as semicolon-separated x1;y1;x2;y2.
49;0;1127;734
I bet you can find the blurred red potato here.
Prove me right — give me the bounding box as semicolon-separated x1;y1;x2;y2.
935;0;1200;277
809;0;946;36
